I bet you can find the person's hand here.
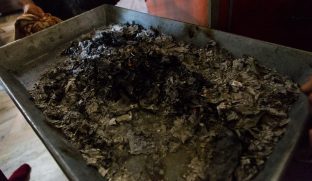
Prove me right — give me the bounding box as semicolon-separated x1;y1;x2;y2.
300;77;312;157
24;4;45;18
19;0;45;18
300;76;312;104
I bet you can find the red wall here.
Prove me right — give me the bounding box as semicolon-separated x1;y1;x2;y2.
147;0;209;27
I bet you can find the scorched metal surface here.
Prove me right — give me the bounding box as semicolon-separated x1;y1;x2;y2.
0;5;311;181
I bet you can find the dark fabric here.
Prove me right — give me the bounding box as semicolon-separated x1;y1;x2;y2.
32;0;120;19
8;164;31;181
0;170;8;181
0;0;22;15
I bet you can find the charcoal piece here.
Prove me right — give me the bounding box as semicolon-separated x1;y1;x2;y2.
207;128;242;181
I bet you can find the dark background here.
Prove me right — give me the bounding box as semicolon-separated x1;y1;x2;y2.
32;0;119;19
0;0;119;18
0;0;20;15
230;0;312;52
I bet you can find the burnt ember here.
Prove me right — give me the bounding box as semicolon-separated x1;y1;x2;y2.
31;24;299;181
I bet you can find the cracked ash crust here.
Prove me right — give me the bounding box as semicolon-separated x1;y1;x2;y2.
30;24;299;181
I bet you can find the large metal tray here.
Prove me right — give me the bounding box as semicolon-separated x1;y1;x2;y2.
0;5;311;181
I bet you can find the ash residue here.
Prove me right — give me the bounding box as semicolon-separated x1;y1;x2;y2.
31;24;299;181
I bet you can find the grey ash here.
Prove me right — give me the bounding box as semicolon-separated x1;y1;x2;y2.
31;24;299;181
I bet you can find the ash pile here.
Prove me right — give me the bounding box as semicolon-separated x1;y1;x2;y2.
31;24;299;181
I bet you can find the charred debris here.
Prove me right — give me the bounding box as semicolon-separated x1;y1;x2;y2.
31;24;299;181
